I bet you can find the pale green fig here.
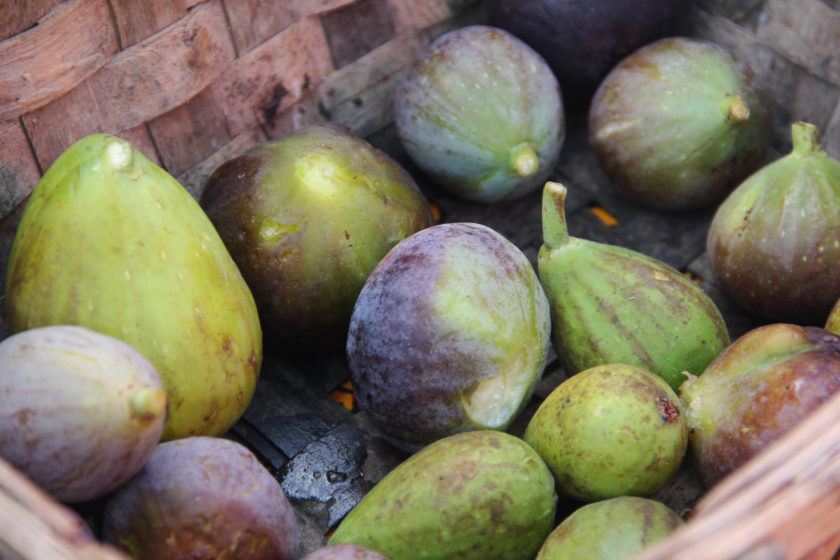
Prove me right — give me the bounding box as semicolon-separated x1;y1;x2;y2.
4;134;262;440
524;363;688;502
329;430;557;560
537;181;730;390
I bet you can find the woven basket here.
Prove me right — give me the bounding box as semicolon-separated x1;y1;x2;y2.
2;0;840;559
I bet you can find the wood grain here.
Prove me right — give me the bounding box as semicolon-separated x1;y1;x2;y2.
109;0;186;48
0;0;64;42
0;119;41;217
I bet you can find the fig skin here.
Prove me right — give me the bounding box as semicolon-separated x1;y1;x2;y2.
394;25;565;203
329;430;557;560
524;363;688;502
589;37;770;211
707;122;840;325
681;323;840;488
535;496;684;560
200;123;433;356
102;436;299;560
0;325;166;503
302;544;390;560
346;222;551;451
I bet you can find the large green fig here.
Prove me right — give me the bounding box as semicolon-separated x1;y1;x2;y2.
329;430;557;560
589;36;770;210
537;181;730;390
707;122;840;325
394;25;565;203
5;134;262;440
0;325;166;502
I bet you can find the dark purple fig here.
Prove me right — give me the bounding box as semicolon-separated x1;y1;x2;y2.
681;323;840;488
589;37;770;211
707;122;840;325
486;0;693;110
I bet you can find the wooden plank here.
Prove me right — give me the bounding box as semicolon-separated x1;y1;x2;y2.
386;0;481;33
320;0;396;69
22;0;235;171
0;0;118;121
109;0;186;48
263;90;327;140
0;0;63;41
117;124;161;167
209;14;333;138
0;119;41;218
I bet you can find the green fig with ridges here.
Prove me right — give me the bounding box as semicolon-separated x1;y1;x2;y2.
329;430;557;560
4;134;262;441
537;181;729;390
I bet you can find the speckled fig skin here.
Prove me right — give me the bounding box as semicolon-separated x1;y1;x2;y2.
200;123;433;356
329;430;557;560
681;323;840;489
394;25;565;203
102;437;299;560
4;134;261;441
0;325;166;503
524;363;688;502
535;496;684;560
589;37;770;211
302;544;390;560
346;223;551;451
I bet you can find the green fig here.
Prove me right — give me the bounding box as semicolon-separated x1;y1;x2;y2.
394;25;565;203
523;363;688;502
5;134;262;440
329;430;557;560
537;181;730;390
535;496;684;560
707;122;840;325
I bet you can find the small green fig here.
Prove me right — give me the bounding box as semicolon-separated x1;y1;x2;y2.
707;122;840;325
537;181;729;391
589;36;770;210
524;363;688;502
329;430;557;560
394;25;565;203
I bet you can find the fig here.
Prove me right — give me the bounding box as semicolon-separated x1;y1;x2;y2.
200;123;433;355
486;0;692;110
537;181;729;391
523;363;688;502
329;430;557;560
706;122;840;324
102;436;299;560
681;323;840;488
5;134;262;440
827;298;840;334
393;25;564;203
589;36;770;210
302;544;390;560
346;222;551;450
0;325;166;503
535;496;684;560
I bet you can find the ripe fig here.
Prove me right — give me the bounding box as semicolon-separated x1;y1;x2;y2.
524;363;688;502
707;122;840;324
537;181;729;391
589;37;770;210
535;496;684;560
5;134;262;440
346;222;551;450
329;430;557;560
302;544;390;560
200;123;433;355
0;325;166;503
681;323;840;488
394;25;564;203
486;0;692;110
102;436;299;560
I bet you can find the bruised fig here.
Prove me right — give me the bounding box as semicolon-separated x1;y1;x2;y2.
589;37;770;210
537;181;729;391
394;25;564;203
707;122;840;325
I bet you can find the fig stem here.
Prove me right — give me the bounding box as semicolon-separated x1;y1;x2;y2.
130;388;167;422
791;121;827;159
724;94;750;123
541;181;570;249
509;143;539;177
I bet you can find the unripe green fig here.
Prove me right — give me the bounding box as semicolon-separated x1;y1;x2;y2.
329;430;557;560
707;122;840;324
537;181;730;390
0;325;166;503
200;123;434;355
524;363;688;502
535;496;684;560
394;25;565;203
5;134;262;440
589;36;770;210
